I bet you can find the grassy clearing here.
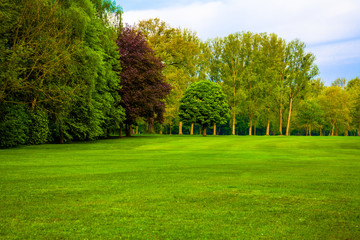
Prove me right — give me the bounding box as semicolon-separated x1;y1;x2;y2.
0;135;360;239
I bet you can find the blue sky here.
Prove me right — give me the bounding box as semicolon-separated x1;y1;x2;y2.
116;0;360;85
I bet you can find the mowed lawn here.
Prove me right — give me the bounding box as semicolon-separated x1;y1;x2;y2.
0;136;360;239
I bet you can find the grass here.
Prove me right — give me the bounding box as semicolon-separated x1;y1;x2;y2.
0;135;360;239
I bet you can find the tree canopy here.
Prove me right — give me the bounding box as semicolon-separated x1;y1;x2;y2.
179;80;230;136
116;25;171;136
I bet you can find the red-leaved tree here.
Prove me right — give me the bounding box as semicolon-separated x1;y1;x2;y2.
117;26;171;137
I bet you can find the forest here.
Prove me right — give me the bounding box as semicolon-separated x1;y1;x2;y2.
1;0;360;148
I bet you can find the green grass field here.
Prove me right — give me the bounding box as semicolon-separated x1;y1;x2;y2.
1;135;360;239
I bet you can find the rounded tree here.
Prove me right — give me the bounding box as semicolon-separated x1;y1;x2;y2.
179;80;230;136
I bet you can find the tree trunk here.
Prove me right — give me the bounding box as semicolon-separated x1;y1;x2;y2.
179;121;183;135
213;124;216;135
190;123;194;135
309;125;312;136
202;126;207;136
59;127;64;144
331;122;335;136
249;117;252;136
286;98;293;136
345;124;349;136
279;98;283;135
148;119;154;133
320;126;322;136
136;126;139;135
266;119;270;136
126;124;132;137
232;112;236;135
119;124;123;138
159;125;162;135
169;122;172;135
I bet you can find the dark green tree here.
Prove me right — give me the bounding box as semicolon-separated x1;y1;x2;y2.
179;80;230;136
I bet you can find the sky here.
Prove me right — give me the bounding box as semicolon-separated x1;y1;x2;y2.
116;0;360;85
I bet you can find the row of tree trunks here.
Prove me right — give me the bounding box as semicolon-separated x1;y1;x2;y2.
119;122;355;137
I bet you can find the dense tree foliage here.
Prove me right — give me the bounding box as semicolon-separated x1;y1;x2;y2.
1;5;359;148
179;81;230;136
136;19;207;135
0;0;124;147
116;25;171;136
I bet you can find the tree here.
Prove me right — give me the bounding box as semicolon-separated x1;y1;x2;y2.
179;81;230;136
332;78;347;89
217;33;247;135
0;0;124;146
137;18;205;135
319;86;352;136
117;25;171;137
257;33;286;135
346;77;360;136
297;99;324;136
284;40;319;136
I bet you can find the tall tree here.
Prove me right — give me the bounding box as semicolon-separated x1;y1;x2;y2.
117;25;171;136
284;40;319;136
258;33;286;135
218;33;248;135
137;18;205;135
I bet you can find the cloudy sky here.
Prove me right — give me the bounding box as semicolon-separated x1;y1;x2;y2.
116;0;360;85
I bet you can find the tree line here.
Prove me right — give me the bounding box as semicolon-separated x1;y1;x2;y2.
1;1;359;148
137;19;360;137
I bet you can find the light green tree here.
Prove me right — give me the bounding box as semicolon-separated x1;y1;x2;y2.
136;18;206;135
284;40;319;136
257;33;286;135
346;77;360;135
319;86;352;136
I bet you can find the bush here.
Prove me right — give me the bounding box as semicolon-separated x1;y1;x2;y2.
0;103;30;148
28;109;49;145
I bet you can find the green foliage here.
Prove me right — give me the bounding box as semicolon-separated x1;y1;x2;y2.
297;99;324;134
137;19;206;127
319;86;352;136
179;81;230;130
0;0;124;147
28;109;49;145
0;103;29;148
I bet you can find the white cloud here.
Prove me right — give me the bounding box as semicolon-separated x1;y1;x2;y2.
123;0;360;43
308;39;360;65
122;0;360;83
